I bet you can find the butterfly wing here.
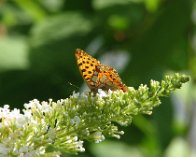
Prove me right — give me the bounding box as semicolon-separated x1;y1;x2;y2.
96;65;128;92
75;48;128;93
75;49;100;92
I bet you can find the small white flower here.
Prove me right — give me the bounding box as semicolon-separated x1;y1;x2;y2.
24;102;33;109
76;141;85;152
23;110;32;119
119;131;124;135
15;114;27;128
150;80;160;87
73;136;78;141
57;99;66;105
93;132;105;143
71;91;80;98
66;139;72;143
112;134;121;139
41;101;52;113
80;147;85;152
139;84;147;90
0;105;10;118
70;116;81;125
127;87;135;94
97;89;107;98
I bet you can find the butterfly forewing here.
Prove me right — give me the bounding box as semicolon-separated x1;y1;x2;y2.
75;49;99;91
75;48;128;93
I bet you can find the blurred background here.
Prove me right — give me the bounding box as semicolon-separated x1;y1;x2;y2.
0;0;195;157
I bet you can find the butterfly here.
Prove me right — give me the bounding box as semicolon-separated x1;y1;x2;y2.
75;49;128;93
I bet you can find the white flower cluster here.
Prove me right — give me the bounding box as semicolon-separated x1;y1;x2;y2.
0;98;88;156
65;136;85;152
0;105;28;128
0;99;57;156
0;73;188;156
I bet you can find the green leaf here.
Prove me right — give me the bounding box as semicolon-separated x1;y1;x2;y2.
0;36;29;72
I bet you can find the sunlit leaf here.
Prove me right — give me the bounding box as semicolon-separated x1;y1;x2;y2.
0;37;29;72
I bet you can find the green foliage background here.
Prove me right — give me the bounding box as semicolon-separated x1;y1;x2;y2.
0;0;195;157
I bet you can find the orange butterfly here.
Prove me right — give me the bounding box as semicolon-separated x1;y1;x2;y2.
75;49;128;93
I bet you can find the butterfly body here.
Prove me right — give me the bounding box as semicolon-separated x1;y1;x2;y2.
75;49;128;93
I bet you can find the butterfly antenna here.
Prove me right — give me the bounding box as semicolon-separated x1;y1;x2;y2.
68;82;80;90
